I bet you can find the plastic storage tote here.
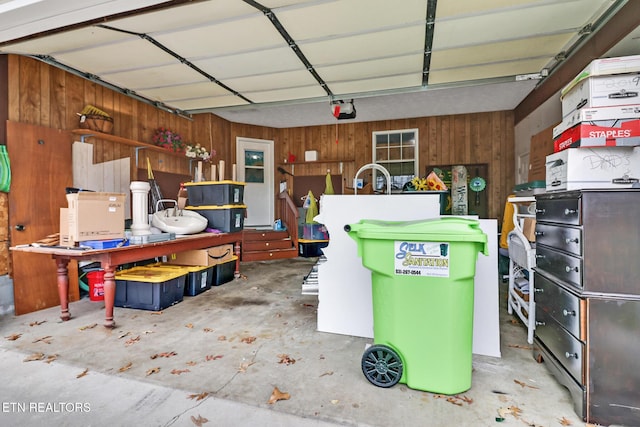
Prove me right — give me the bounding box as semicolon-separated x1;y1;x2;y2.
345;217;488;394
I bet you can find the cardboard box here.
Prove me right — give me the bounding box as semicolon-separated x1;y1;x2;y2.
522;218;536;242
561;55;640;98
166;244;235;266
553;118;640;152
545;147;640;192
65;192;125;243
553;105;640;139
528;125;556;182
59;208;72;246
561;72;640;117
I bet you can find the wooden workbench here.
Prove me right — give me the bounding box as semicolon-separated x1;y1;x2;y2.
10;233;242;328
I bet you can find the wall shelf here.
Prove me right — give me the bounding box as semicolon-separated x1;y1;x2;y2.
72;129;187;165
279;159;354;165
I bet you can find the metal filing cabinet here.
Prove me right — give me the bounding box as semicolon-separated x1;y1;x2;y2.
533;189;640;426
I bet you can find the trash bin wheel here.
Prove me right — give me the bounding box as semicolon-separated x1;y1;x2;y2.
361;344;403;388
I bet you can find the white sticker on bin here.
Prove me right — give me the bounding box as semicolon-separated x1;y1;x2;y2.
394;241;450;277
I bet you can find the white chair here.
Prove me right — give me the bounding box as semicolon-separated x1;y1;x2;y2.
506;228;536;344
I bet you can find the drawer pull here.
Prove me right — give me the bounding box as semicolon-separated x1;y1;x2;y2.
535;208;545;214
565;237;579;244
565;352;578;359
534;288;543;293
565;265;579;273
535;321;545;326
564;208;577;216
535;254;545;259
562;309;576;317
535;231;544;236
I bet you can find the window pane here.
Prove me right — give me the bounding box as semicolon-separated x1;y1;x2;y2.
245;168;264;183
373;129;417;192
245;150;264;167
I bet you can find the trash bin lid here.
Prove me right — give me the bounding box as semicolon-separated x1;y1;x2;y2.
345;217;488;255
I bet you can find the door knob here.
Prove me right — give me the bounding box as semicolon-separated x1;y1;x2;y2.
15;224;25;231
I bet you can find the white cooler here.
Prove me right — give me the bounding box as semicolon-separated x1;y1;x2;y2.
545;147;640;192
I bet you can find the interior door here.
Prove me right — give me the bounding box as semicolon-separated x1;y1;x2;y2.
235;137;274;227
7;121;75;315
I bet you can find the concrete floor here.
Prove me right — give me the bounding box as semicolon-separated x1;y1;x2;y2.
0;258;590;427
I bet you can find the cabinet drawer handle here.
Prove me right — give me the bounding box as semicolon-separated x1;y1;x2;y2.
535;321;545;326
535;208;545;214
564;208;577;215
565;352;578;359
565;265;579;273
562;309;576;317
565;237;579;244
535;254;545;259
534;288;543;293
535;231;544;236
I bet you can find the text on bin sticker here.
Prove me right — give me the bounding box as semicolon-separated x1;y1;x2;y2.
394;241;450;277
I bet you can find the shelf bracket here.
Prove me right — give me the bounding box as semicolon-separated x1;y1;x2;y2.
78;134;94;143
134;146;147;166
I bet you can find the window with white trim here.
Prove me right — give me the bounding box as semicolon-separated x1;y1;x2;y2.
372;129;418;192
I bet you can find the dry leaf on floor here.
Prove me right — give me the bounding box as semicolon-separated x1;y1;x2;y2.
330;399;339;405
186;361;198;366
76;368;89;378
171;369;191;375
151;311;163;315
319;371;333;377
44;354;58;364
559;417;573;426
125;336;140;346
508;406;523;417
29;320;46;326
237;361;255;372
79;323;97;331
5;333;21;341
146;367;160;376
446;397;463;406
187;392;209;401
190;414;209;426
143;330;154;335
185;323;194;329
241;336;257;344
118;362;133;372
514;379;539;389
32;335;53;344
150;351;177;359
459;395;473;404
268;387;290;404
218;335;227;341
205;355;223;361
118;331;131;339
277;354;296;365
23;352;45;362
203;328;214;333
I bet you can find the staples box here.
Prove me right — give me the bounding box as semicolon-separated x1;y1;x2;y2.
545;147;640;192
553;105;640;139
553;118;640;152
65;192;125;243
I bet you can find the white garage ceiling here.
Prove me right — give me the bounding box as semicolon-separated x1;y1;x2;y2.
0;0;637;127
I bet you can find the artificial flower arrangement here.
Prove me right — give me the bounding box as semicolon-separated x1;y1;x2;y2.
406;170;448;191
185;143;215;162
152;127;184;152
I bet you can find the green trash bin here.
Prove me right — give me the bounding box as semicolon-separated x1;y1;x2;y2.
345;217;488;395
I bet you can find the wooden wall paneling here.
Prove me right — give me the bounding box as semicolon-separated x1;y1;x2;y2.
19;56;40;124
50;66;66;130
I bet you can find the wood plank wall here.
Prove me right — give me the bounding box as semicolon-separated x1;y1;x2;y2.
3;54;515;243
275;113;515;219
